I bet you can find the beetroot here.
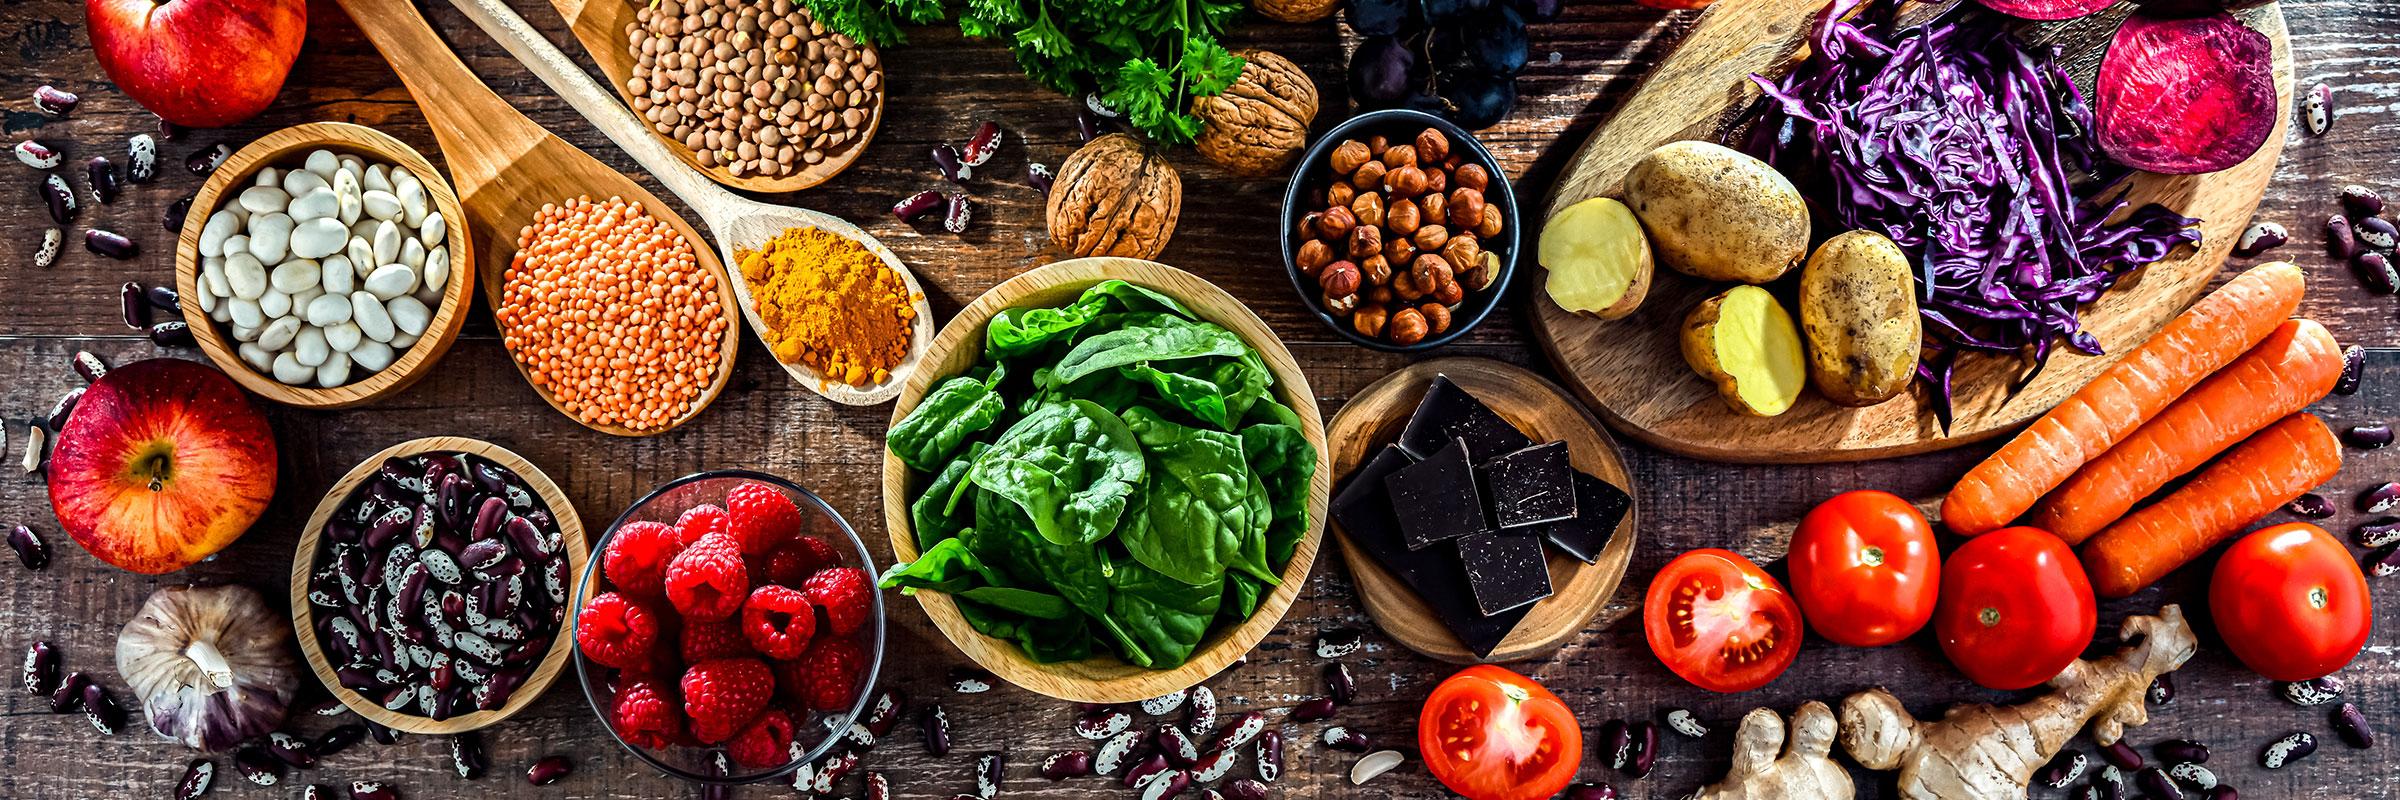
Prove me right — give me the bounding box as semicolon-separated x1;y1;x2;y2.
2096;13;2276;175
1972;0;2114;20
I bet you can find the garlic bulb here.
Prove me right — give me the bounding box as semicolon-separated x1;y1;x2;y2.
116;584;299;751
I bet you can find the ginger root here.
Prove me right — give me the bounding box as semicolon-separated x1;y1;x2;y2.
1691;701;1853;800
1839;605;2197;800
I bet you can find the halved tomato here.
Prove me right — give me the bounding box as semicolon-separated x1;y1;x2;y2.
1643;548;1804;692
1417;665;1582;800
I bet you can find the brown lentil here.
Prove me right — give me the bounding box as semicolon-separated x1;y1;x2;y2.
626;0;881;179
498;196;727;431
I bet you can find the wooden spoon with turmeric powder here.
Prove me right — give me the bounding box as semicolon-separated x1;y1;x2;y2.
445;0;934;406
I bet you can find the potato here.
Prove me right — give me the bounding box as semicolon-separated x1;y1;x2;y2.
1798;230;1920;406
1540;197;1652;319
1682;285;1806;417
1622;140;1810;284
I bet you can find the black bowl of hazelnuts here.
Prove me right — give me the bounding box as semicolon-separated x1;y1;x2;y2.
1281;108;1519;352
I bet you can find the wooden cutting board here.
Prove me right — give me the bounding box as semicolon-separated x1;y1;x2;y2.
1531;0;2294;463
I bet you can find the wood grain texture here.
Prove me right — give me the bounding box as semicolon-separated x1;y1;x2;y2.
1325;358;1638;664
1532;0;2296;463
287;436;589;734
880;257;1332;703
2;0;2400;796
174;122;477;410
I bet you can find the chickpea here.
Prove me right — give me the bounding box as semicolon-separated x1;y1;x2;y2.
1323;291;1359;315
1295;239;1334;276
1386;307;1429;345
1419;192;1447;228
1453;162;1490;192
1414;128;1450;164
1346;225;1383;260
1385;201;1421;237
1411;253;1454;288
1413;224;1450;252
1382;144;1416;169
1419;303;1452;334
1350;191;1385;229
1318;205;1358;240
1318;260;1362;297
1386;165;1429;198
1326;181;1356;209
1329;140;1371;175
1441;232;1481;273
1447;188;1487;230
1360;254;1393;286
1351;160;1388;191
1352;303;1390;338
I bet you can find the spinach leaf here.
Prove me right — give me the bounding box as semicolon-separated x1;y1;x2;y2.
984;280;1197;359
971;400;1145;546
1102;555;1223;669
878;538;996;594
1240;422;1316;567
910;442;989;551
973;481;1113;620
1222;573;1264;622
1118;407;1255;586
1231;468;1278;584
1083;280;1197;318
889;367;1008;472
957;598;1094;663
1049;316;1249;386
958;586;1076;620
1027;366;1143;414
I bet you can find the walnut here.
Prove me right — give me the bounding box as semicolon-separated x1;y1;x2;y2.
1048;133;1181;259
1251;0;1339;23
1191;49;1320;177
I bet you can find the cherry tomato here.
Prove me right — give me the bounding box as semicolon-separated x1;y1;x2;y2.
1417;665;1582;800
1934;527;2095;690
1643;548;1804;693
1789;490;1941;647
2211;523;2372;682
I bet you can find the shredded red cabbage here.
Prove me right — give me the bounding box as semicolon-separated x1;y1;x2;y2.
1743;0;2202;423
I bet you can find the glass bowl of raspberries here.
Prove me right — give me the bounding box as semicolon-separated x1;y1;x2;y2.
571;469;885;784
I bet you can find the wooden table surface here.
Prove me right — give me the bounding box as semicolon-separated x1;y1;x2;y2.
4;0;2397;797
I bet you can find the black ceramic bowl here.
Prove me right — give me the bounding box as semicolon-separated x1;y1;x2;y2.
1280;108;1521;352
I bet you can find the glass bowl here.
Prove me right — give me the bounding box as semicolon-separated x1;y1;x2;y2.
572;469;886;785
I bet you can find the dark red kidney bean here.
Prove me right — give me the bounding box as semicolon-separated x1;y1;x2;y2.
2040;751;2089;788
165;193;194;232
71;350;108;383
961;121;1002;167
2101;741;2144;771
1095;728;1146;777
1221;779;1269;800
174;759;214;800
1076;101;1104;142
1319;725;1370;753
2356;517;2400;549
49;670;86;713
942;192;972;234
348;780;398;800
1324;662;1357;705
2135;767;2183;800
366;720;401;745
1121;753;1169;788
32;86;77;117
864;688;905;737
1255;729;1283;783
2365;542;2400;578
2345;424;2394;450
2147;674;2174;706
82;681;122;734
2332;703;2374;748
2284;493;2334;518
314;723;367;757
1314;628;1363;658
2206;787;2238;800
1290;697;1336;722
10;524;50;570
524;754;571;785
1076;708;1133;739
2336;345;2366;395
1624;721;1659;778
451;732;487;779
148;321;194;347
932;143;965;182
2155;739;2209;765
86;157;119;204
1601;719;1631;769
1041;749;1094;780
892;189;942;221
48;387;83;431
21;640;57;696
1156;723;1199;767
921;704;952;756
1214;710;1265;751
1183;685;1216;734
2360;216;2400;250
232;745;282;785
2360;482;2400;514
86;229;138;260
2282;676;2342;706
1139;768;1190;800
119;282;151;328
1567;784;1619;800
267;732;317;768
2358;252;2398;294
976;751;1004;797
2342;185;2386;217
145;284;179;310
2261;731;2316;768
40;173;75;225
1028;162;1054;194
186;143;229;176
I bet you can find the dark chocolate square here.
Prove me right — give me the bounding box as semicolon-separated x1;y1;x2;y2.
1384;437;1489;550
1333;446;1530;658
1540;472;1632;563
1398;375;1535;462
1457;532;1553;616
1481;442;1576;529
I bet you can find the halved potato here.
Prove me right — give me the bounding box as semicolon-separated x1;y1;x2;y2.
1540;197;1653;319
1682;285;1806;417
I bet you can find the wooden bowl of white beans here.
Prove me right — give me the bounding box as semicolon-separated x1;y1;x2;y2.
176;122;475;409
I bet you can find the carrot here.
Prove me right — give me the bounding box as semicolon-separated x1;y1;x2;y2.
2081;413;2342;598
2030;319;2344;544
1941;262;2306;535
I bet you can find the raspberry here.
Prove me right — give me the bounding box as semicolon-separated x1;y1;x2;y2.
681;657;774;744
575;592;662;670
611;678;682;750
665;532;750;623
602;520;681;600
726;482;806;556
680;619;755;664
781;635;866;712
759;540;828;588
801;566;874;636
725;708;797;769
675;503;730;546
741;585;817;660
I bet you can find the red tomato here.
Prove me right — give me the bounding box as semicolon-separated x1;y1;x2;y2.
1643;549;1804;692
1417;665;1582;800
1935;527;2095;690
1789;490;1941;647
2211;523;2372;682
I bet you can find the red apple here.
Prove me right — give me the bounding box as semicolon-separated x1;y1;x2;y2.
85;0;307;128
48;358;277;574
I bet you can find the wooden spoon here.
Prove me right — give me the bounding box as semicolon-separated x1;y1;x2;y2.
446;0;934;406
543;0;884;193
331;0;741;436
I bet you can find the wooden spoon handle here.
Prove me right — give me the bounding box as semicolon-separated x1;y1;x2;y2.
331;0;538;186
442;0;727;211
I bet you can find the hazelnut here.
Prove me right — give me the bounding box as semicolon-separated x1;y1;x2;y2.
1448;188;1487;230
1453;162;1489;192
1413;223;1450;251
1296;211;1322;241
1329;140;1371;175
1351;160;1388;191
1326;181;1356;209
1475;206;1504;238
1424;167;1447;195
1414;128;1450;164
1441;232;1481;272
1382;235;1418;266
1419;192;1447;227
1350;191;1385;229
1381;144;1416;169
1432;278;1464;305
1318;205;1358;240
1360;254;1393;286
1386;307;1429;345
1385;201;1421;236
1411;252;1454;287
1318;260;1362;297
1393;270;1426;301
1324;291;1359;315
1458;266;1490;292
1353;303;1390;338
1295;239;1334;276
1366;135;1389;157
1386;165;1429;198
1366;285;1394;305
1346;225;1383;260
1420;303;1452;334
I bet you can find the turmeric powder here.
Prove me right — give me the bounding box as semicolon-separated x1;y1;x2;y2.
736;227;916;387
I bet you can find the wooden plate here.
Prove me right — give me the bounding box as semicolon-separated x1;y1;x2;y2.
1531;0;2294;463
176;122;476;409
1325;358;1639;664
288;436;589;734
546;0;884;193
881;258;1332;703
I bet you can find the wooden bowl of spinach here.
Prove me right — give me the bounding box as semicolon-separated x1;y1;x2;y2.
880;257;1331;703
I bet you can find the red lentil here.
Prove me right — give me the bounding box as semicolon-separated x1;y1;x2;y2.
497;195;727;431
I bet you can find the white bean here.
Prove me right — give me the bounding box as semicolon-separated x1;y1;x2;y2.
400;238;426;269
304;293;353;326
290;287;322;314
346;236;375;273
364;263;416;300
325;321;363;353
294;326;330;367
225;253;269;299
315;351;352;388
304;150;341;180
229;321;259;343
269;258;321;294
229;297;264;329
197;286;218;314
200;257;228;298
361;189;402;221
337;154;364;176
247;212;293;264
389;330;419;349
333;169;363;226
199;210;240;257
352;291;395;342
282;169;329;199
223;234;251;262
291;217;347;259
257;316;302;351
237;185;289;215
387;294;432;336
288;188;340;223
364;164;392;193
209;303;232;324
351;338;395;372
258;289;291;319
419;212;446;248
398;178;428;227
271;352;312;385
253;167;280;188
372;220;401;264
237;342;275;373
322;255;356;294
